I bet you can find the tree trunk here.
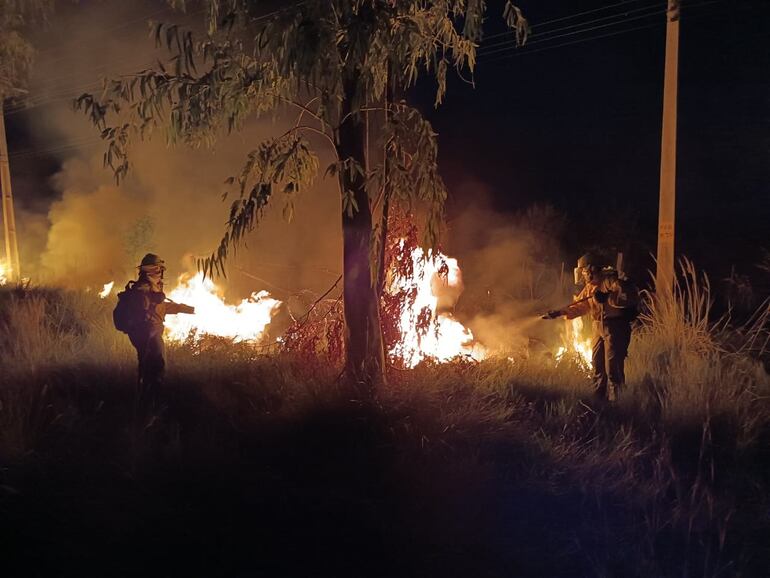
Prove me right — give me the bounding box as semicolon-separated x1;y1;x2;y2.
338;94;386;388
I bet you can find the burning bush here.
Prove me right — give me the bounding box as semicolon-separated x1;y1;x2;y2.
281;210;484;371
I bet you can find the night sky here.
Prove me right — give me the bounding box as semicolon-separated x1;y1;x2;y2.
423;0;770;280
6;0;770;285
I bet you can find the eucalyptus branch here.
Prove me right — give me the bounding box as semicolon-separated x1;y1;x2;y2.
337;105;391;129
281;95;324;126
279;125;338;160
292;96;320;128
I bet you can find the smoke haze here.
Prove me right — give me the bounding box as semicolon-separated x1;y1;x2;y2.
11;1;571;353
445;183;570;353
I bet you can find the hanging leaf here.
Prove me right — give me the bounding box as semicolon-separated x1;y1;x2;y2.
74;0;525;279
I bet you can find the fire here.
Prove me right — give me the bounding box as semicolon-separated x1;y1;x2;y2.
99;281;114;298
389;245;485;368
555;317;593;370
570;317;593;367
0;260;9;286
164;272;281;343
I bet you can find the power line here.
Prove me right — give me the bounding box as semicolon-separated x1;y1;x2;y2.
482;21;664;64
31;51;155;93
8;136;103;160
5;56;157;116
480;6;667;57
478;0;729;63
479;2;664;53
4;1;676;115
484;0;660;42
4;0;753;159
9;3;667;117
36;6;174;56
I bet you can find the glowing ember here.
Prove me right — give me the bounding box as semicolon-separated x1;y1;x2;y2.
99;281;115;298
164;272;281;343
389;244;485;368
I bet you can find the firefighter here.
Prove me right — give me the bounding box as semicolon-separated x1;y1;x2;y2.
128;253;194;392
544;253;638;401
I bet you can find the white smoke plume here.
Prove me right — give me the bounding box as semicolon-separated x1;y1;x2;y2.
444;182;571;354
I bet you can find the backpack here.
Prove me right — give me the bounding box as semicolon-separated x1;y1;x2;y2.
113;281;149;334
618;277;640;322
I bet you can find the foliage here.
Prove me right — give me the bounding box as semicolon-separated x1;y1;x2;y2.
281;207;453;369
281;290;345;366
75;0;528;276
627;258;770;429
0;0;53;96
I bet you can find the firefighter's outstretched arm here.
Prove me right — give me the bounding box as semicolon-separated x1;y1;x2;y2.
165;299;195;315
542;287;592;320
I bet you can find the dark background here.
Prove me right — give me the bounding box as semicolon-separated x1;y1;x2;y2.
420;0;770;283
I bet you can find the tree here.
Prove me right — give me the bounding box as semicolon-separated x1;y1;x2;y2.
0;1;53;97
77;0;527;387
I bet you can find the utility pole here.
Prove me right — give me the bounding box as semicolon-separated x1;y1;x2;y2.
0;97;21;282
656;0;680;295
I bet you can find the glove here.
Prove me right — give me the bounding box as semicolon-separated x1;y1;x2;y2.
593;290;609;304
542;310;562;320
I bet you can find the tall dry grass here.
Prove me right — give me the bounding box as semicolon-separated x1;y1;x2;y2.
627;259;770;434
0;267;769;577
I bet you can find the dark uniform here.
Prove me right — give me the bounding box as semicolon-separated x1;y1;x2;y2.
549;254;638;401
128;254;193;390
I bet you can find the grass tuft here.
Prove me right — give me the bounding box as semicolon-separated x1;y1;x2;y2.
1;271;768;577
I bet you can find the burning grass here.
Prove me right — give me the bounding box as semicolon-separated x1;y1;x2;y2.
0;264;769;577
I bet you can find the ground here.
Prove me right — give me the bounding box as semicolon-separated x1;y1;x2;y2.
1;288;769;577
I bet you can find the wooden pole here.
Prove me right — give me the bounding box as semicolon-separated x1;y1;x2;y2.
656;0;680;294
0;98;21;282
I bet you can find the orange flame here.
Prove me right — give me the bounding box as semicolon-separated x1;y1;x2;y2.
555;317;592;370
389;245;485;367
99;281;114;299
164;272;281;343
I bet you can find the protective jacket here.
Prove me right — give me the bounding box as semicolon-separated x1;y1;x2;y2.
561;274;638;401
133;274;188;330
128;272;190;391
562;276;638;322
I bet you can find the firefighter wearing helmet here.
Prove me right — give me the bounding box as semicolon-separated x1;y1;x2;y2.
545;253;639;402
127;253;194;392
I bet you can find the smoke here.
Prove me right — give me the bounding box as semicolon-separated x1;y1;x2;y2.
445;182;570;353
12;1;339;300
40;167;147;285
14;2;571;354
26;112;340;298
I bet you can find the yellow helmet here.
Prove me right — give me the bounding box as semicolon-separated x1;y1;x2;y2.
574;253;599;285
139;253;164;267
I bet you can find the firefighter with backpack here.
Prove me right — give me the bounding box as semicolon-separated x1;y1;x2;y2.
114;254;194;392
543;253;639;402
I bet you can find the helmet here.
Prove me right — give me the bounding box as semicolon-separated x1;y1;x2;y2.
576;253;597;269
574;253;599;285
139;253;165;267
